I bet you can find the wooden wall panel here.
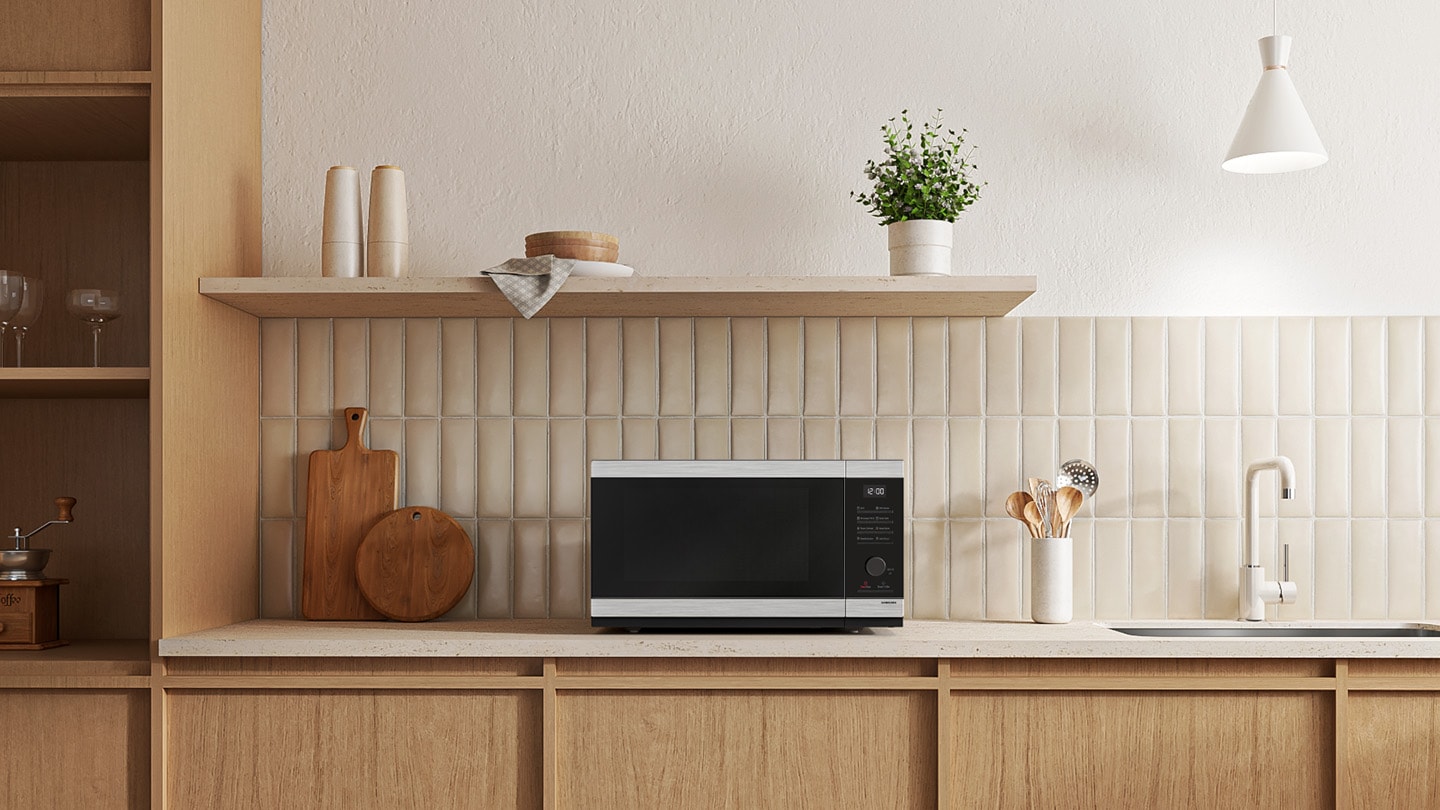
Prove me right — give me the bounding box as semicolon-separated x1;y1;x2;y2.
949;691;1332;809
0;689;148;807
0;399;148;639
1347;693;1440;806
557;690;936;808
166;690;541;809
0;1;150;71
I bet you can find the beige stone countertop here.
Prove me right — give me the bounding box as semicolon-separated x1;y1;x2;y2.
157;618;1440;658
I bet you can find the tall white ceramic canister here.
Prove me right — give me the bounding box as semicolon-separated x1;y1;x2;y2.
321;166;364;278
1030;536;1073;624
367;165;409;278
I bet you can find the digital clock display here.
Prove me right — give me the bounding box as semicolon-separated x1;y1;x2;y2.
864;485;887;498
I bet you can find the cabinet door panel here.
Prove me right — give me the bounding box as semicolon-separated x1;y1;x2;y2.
1347;693;1440;807
0;689;148;808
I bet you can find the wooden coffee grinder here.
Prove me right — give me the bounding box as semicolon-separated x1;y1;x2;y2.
0;497;76;650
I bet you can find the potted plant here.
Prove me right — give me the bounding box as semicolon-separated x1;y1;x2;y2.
852;109;984;276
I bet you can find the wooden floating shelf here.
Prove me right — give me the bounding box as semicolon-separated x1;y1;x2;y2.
0;71;151;160
199;275;1036;318
0;638;150;685
0;367;149;398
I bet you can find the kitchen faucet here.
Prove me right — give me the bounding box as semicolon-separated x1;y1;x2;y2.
1240;456;1298;621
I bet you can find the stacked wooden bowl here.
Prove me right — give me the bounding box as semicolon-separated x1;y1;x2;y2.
525;230;619;262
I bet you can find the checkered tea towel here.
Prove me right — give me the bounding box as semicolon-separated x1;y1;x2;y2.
482;256;575;318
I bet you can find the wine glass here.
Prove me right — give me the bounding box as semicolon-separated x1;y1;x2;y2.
11;277;44;367
66;289;121;367
0;272;25;367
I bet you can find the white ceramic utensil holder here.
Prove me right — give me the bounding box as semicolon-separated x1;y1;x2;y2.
1031;536;1073;624
321;166;364;278
886;219;953;276
367;165;409;278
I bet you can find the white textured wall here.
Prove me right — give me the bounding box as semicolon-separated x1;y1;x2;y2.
263;2;1440;314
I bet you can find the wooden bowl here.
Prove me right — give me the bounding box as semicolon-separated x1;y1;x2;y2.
525;230;619;262
525;230;618;248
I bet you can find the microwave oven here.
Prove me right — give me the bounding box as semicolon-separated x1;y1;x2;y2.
589;459;904;629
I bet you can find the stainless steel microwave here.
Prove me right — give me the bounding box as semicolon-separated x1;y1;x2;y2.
589;460;904;630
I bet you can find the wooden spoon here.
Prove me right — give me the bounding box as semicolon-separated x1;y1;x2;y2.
1005;491;1037;538
1024;501;1047;538
1053;486;1084;537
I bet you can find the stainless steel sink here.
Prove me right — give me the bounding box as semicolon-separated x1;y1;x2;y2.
1106;624;1440;638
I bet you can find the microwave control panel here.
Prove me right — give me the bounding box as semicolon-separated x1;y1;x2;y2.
845;476;904;599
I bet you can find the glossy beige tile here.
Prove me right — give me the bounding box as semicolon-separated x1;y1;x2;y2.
1276;318;1312;416
983;419;1020;518
512;520;549;618
512;420;548;516
1312;519;1350;620
475;520;512;618
693;318;730;416
1350;418;1386;518
803;418;837;460
260;319;296;417
1429;320;1440;415
1204;318;1240;416
549;419;585;517
802;317;838;416
403;419;439;508
477;419;513;518
296;319;332;416
1203;519;1241;620
260;521;295;619
767;418;802;459
548;319;584;417
585;418;621;470
1020;419;1055;499
912;318;947;416
912;419;947;519
1130;420;1166;518
1056;418;1093;471
1167;420;1203;518
549;519;586;618
1388;419;1423;518
366;319;405;417
948;521;984;620
912;521;946;619
294;418;333;517
1314;419;1349;518
985;523;1022;621
1130;318;1165;417
948;420;983;517
1429;521;1440;618
984;318;1020;416
1166;521;1204;619
365;417;404;457
1167;318;1202;416
403;319;440;417
1092;521;1130;618
1093;318;1129;416
729;319;765;416
1276;418;1314;517
1388;521;1424;618
1275;520;1314;621
1312;317;1349;416
658;318;694;416
1092;419;1129;518
1056;318;1093;416
1020;318;1056;416
1239;318;1276;416
694;418;729;459
585;319;620;417
621;319;657;416
1068;519;1094;620
330;318;369;412
1351;318;1386;416
1388;317;1424;416
838;318;875;417
1350;520;1386;619
476;319;513;417
512;318;549;417
1430;420;1440;517
439;319;475;417
440;419;477;518
731;418;765;460
1130;520;1165;619
766;318;803;416
839;418;874;459
948;318;983;416
621;417;657;459
658;418;692;459
260;419;295;519
875;318;910;416
1205;420;1240;519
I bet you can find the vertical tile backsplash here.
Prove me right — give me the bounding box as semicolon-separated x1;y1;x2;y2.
259;317;1440;622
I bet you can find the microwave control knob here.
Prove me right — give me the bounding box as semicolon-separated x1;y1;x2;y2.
865;556;887;577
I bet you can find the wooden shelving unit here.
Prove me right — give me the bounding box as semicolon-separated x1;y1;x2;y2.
0;367;149;398
0;638;150;684
199;274;1037;318
0;71;151;160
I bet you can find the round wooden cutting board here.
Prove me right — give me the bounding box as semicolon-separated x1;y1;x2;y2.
355;507;475;622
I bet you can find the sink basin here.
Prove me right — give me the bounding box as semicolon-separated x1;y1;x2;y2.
1106;624;1440;638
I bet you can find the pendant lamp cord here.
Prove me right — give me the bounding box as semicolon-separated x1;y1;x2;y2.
1272;0;1278;36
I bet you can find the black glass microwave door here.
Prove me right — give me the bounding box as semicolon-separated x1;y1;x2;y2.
590;477;845;598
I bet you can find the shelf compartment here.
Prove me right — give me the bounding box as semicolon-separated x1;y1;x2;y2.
0;638;150;685
199;275;1036;319
0;367;149;398
0;72;151;160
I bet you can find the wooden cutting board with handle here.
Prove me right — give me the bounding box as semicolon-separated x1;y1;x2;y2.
302;407;397;620
355;507;474;622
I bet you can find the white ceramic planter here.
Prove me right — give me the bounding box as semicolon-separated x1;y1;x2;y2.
1031;537;1073;624
886;219;953;276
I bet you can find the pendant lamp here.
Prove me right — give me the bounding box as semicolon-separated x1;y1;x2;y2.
1222;3;1327;174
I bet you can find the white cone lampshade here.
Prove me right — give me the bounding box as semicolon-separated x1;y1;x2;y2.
1223;35;1327;174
